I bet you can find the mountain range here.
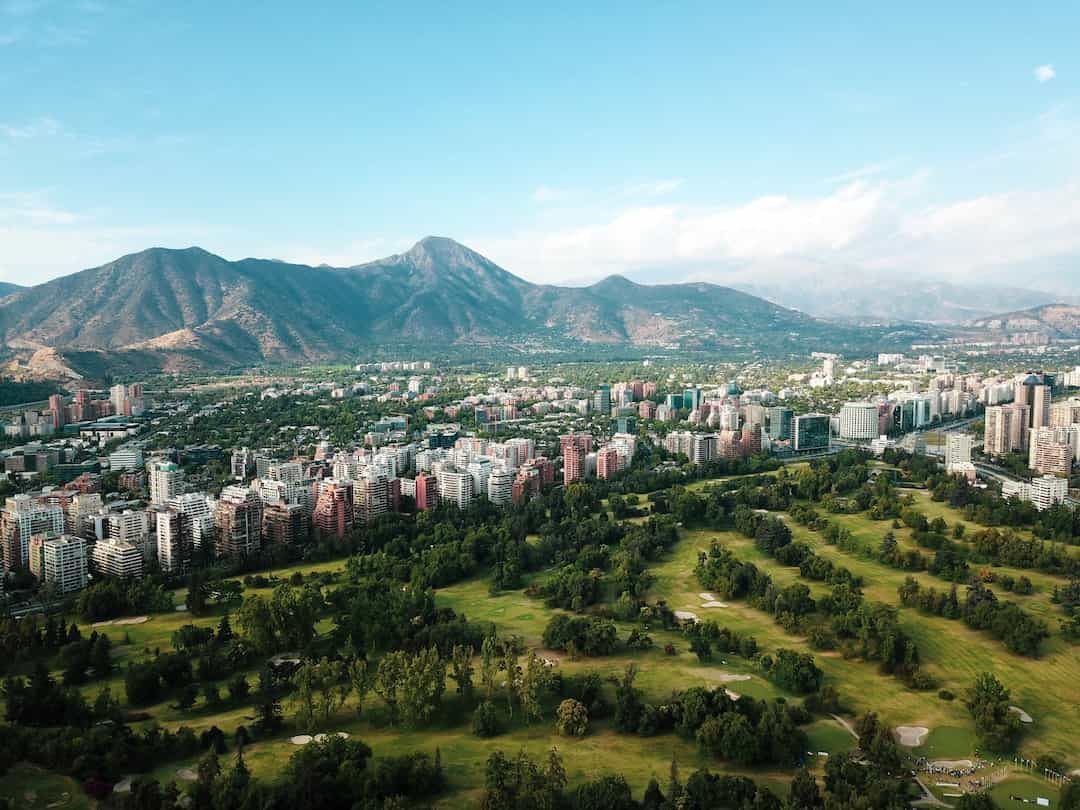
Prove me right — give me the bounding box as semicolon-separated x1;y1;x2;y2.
0;237;942;378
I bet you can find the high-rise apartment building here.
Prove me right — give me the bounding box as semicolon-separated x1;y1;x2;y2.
91;539;144;578
945;432;974;471
560;433;593;485
311;479;353;539
1050;399;1080;428
30;535;87;593
216;485;264;557
168;493;216;550
596;446;619;480
1002;476;1069;511
353;470;391;523
262;502;308;545
984;404;1031;457
154;507;189;574
487;469;514;505
437;470;475;509
1028;427;1075;477
148;460;183;505
838;402;878;440
414;472;438;511
1;495;65;570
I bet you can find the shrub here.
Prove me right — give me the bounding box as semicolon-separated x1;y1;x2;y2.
472;700;500;738
555;698;589;737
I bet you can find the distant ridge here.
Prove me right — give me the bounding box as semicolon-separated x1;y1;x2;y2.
0;237;934;372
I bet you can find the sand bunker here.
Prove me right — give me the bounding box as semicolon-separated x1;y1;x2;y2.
336;731;349;739
176;768;197;782
114;777;133;793
699;593;717;601
290;735;313;745
894;725;929;746
1009;706;1033;723
701;601;729;608
723;688;741;700
931;760;973;770
715;672;752;683
92;615;149;628
674;610;698;622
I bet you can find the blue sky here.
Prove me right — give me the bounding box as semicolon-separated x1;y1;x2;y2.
1;1;1077;291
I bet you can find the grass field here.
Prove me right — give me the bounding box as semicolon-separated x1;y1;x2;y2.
0;764;93;810
11;473;1079;807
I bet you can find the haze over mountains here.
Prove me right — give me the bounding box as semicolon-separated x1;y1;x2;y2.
735;277;1066;323
0;237;938;376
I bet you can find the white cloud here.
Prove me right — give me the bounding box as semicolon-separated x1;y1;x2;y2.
530;185;570;203
1035;64;1056;83
473;167;1080;294
0;116;60;139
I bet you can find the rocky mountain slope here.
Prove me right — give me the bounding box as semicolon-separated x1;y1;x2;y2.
0;237;933;372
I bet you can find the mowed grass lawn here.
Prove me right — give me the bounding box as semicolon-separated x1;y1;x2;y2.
648;498;1080;763
0;764;94;810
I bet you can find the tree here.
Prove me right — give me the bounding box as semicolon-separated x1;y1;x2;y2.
480;636;499;701
347;657;371;715
450;644;474;702
252;667;283;736
613;664;644;733
398;646;446;727
175;683;198;711
965;671;1021;752
501;645;520;719
519;651;546;724
192;750;220;810
374;650;407;722
955;794;997;810
788;768;823;808
292;657;349;731
555;698;589;737
473;700;500;737
227;674;250;702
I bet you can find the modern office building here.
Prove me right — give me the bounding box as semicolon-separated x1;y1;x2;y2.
766;406;793;441
593;385;611;416
792;414;831;452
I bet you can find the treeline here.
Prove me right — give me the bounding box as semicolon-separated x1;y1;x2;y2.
696;506;927;687
480;707;917;810
898;578;1049;657
923;465;1080;545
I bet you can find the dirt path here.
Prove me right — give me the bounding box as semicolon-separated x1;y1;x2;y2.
831;713;859;740
913;776;951;807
